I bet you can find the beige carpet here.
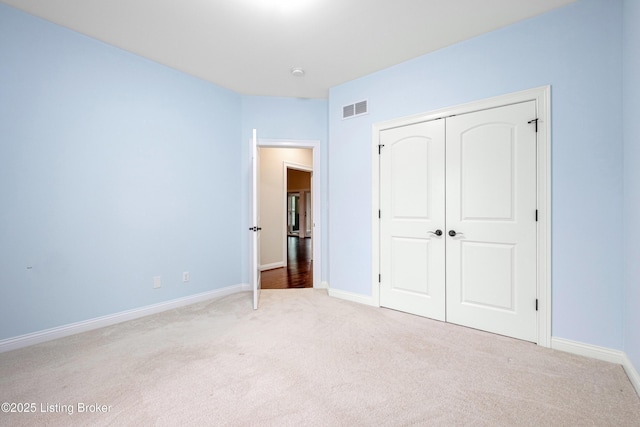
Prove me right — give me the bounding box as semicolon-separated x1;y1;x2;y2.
1;289;639;426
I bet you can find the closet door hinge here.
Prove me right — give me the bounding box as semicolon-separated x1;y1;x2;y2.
536;299;539;311
378;144;385;154
379;209;381;219
535;209;538;222
528;118;539;132
379;274;381;283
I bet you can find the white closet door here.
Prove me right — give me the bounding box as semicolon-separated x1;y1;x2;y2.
380;120;446;320
445;102;537;341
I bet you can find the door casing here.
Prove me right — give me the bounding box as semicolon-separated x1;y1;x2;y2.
259;139;321;289
371;86;551;347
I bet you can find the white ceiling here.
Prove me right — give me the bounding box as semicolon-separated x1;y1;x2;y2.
1;0;575;98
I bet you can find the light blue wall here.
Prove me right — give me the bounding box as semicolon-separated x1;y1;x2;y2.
0;4;242;340
623;0;640;372
1;0;633;359
240;96;328;285
328;0;624;349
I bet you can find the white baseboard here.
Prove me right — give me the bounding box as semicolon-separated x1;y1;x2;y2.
315;281;329;290
551;337;640;396
622;353;640;397
551;337;625;364
0;284;249;354
260;262;284;271
327;288;377;307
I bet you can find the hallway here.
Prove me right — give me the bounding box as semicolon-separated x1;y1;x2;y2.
261;236;312;289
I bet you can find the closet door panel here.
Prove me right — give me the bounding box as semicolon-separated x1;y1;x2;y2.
379;120;446;320
445;101;538;342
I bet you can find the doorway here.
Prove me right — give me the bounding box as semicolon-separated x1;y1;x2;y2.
256;144;319;289
287;168;312;237
287;192;301;236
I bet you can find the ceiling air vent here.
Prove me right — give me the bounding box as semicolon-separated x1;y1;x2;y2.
342;99;368;120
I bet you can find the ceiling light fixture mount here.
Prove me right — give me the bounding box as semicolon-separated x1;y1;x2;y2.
291;67;305;77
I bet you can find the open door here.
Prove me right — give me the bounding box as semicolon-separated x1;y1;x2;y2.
250;129;261;309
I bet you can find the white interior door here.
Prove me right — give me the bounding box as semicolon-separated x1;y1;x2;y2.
445;102;537;341
250;129;261;310
379;120;446;320
378;101;538;342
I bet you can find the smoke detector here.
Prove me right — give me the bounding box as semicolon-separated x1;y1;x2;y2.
291;67;305;77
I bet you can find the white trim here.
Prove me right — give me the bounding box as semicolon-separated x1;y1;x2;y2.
318;281;329;290
328;288;377;307
537;86;552;349
259;138;320;149
552;337;640;397
258;138;322;289
0;284;249;354
375;86;548;130
622;353;640;397
372;126;381;308
372;86;552;347
260;261;285;271
551;337;626;364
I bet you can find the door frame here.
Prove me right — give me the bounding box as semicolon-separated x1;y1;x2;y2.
259;139;321;289
371;86;551;347
283;162;313;263
250;129;261;309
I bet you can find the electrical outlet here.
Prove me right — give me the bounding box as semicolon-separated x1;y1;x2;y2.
182;271;190;282
153;276;161;289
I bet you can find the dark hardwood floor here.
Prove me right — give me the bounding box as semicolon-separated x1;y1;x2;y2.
261;236;312;289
